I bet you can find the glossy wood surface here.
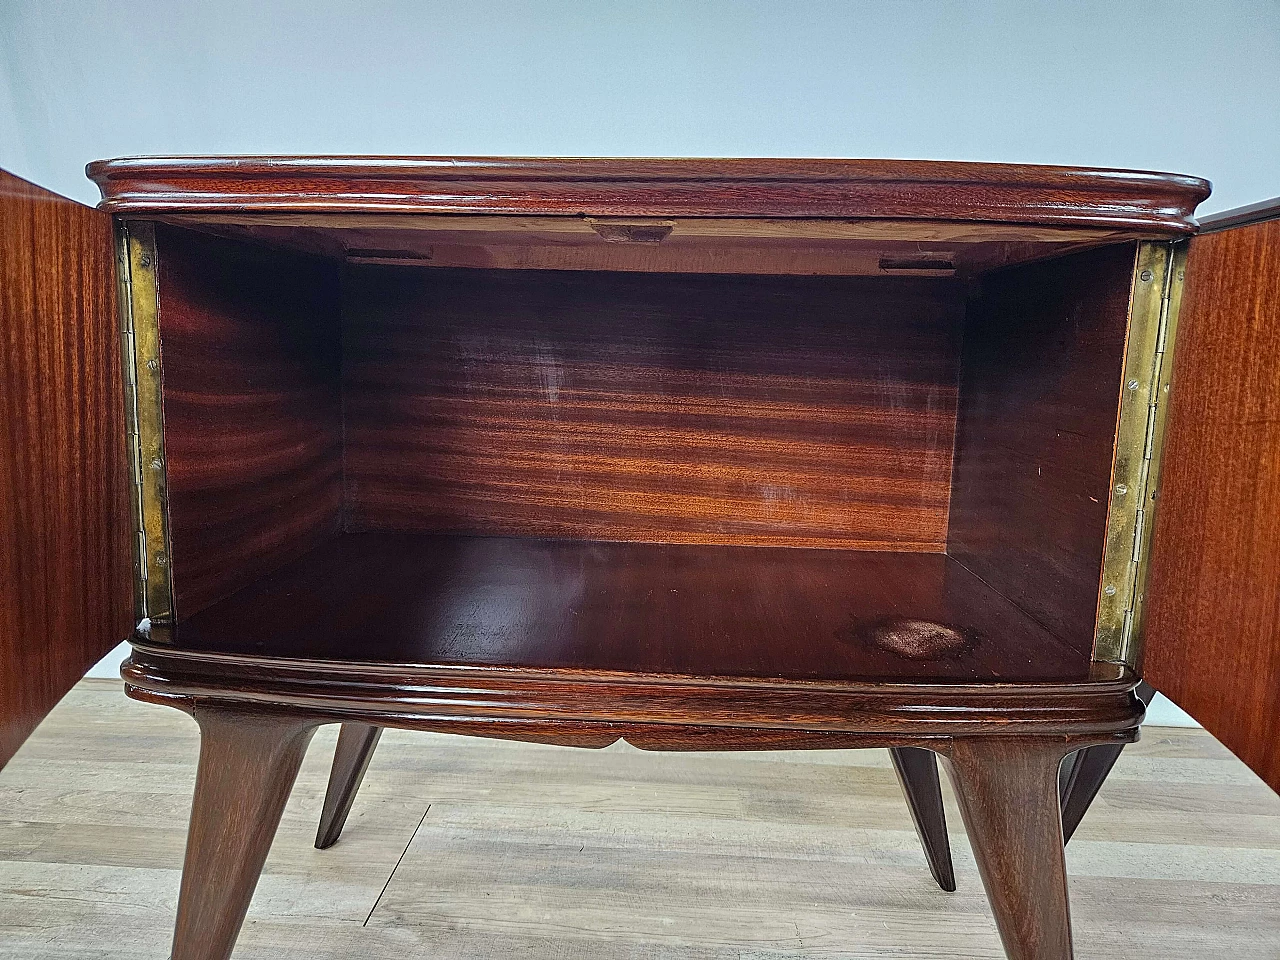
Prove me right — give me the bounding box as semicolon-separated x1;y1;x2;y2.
948;244;1136;654
160;214;1134;279
890;746;956;891
156;226;344;615
940;737;1078;959
343;267;962;549
0;170;133;768
168;532;1088;683
171;706;316;960
1144;212;1280;793
87;157;1209;234
315;723;383;849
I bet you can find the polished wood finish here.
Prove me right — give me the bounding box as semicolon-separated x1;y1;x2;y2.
343;268;963;549
172;704;316;960
315;723;383;849
940;736;1081;960
0;170;133;769
38;154;1227;960
169;533;1089;682
1058;681;1156;842
948;244;1136;654
890;746;955;891
1197;195;1280;233
158;214;1138;279
156;225;344;615
87;158;1209;234
1144;209;1280;793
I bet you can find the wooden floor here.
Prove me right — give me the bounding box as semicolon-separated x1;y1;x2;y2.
1;681;1278;959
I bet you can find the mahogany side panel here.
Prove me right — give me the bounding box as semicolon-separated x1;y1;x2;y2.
156;226;344;616
947;244;1137;654
86;156;1210;235
343;267;963;549
1144;215;1280;793
0;170;133;768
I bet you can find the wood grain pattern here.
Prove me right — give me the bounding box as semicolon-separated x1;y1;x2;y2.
155;225;345;616
171;705;316;960
166;533;1090;683
0;170;133;768
343;267;963;549
947;244;1137;654
157;216;1132;279
939;737;1078;959
1144;215;1280;793
315;723;383;849
86;157;1209;234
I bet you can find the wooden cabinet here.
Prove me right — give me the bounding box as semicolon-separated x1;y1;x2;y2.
1;157;1275;960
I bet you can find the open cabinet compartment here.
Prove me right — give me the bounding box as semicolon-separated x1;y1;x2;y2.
138;219;1142;685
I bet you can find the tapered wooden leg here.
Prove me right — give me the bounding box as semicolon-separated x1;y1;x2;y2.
890;746;956;891
1057;682;1154;842
315;723;383;849
172;705;317;960
940;738;1074;960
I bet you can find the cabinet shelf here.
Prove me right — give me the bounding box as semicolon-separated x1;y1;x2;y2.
170;533;1089;684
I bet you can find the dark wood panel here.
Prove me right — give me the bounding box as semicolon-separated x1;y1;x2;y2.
947;244;1137;653
157;216;1127;279
343;267;963;549
172;532;1090;683
0;170;133;768
156;226;344;616
87;157;1209;234
1145;216;1280;793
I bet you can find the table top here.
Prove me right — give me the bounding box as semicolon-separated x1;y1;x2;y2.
86;156;1210;233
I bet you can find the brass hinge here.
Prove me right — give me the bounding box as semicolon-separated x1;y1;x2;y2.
1093;240;1188;665
115;221;174;631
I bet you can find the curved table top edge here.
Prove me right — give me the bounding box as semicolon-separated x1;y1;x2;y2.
86;156;1210;234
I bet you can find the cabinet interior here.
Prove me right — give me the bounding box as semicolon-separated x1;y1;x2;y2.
148;220;1136;683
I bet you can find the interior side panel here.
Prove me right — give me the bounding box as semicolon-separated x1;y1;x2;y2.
947;244;1136;654
157;226;344;617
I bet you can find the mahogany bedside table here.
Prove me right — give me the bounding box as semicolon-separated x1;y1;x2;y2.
2;158;1277;960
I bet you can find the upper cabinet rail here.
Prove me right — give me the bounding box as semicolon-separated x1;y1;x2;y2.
87;157;1210;233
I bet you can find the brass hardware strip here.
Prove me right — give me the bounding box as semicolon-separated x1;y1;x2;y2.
1093;240;1187;664
116;221;174;630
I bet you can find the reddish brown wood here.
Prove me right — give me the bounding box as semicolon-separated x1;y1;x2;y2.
172;705;316;960
166;533;1089;683
1144;211;1280;793
124;639;1139;739
890;746;956;891
86;157;1209;233
947;244;1137;655
0;170;133;769
315;723;382;849
939;737;1079;960
343;268;963;549
156;225;344;615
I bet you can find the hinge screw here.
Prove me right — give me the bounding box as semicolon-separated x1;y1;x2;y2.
1127;379;1140;390
1104;584;1117;596
154;552;167;566
1140;269;1154;282
147;358;159;371
150;457;163;470
1115;483;1128;495
140;255;152;268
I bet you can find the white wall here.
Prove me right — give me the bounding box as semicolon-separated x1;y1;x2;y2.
9;0;1265;724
